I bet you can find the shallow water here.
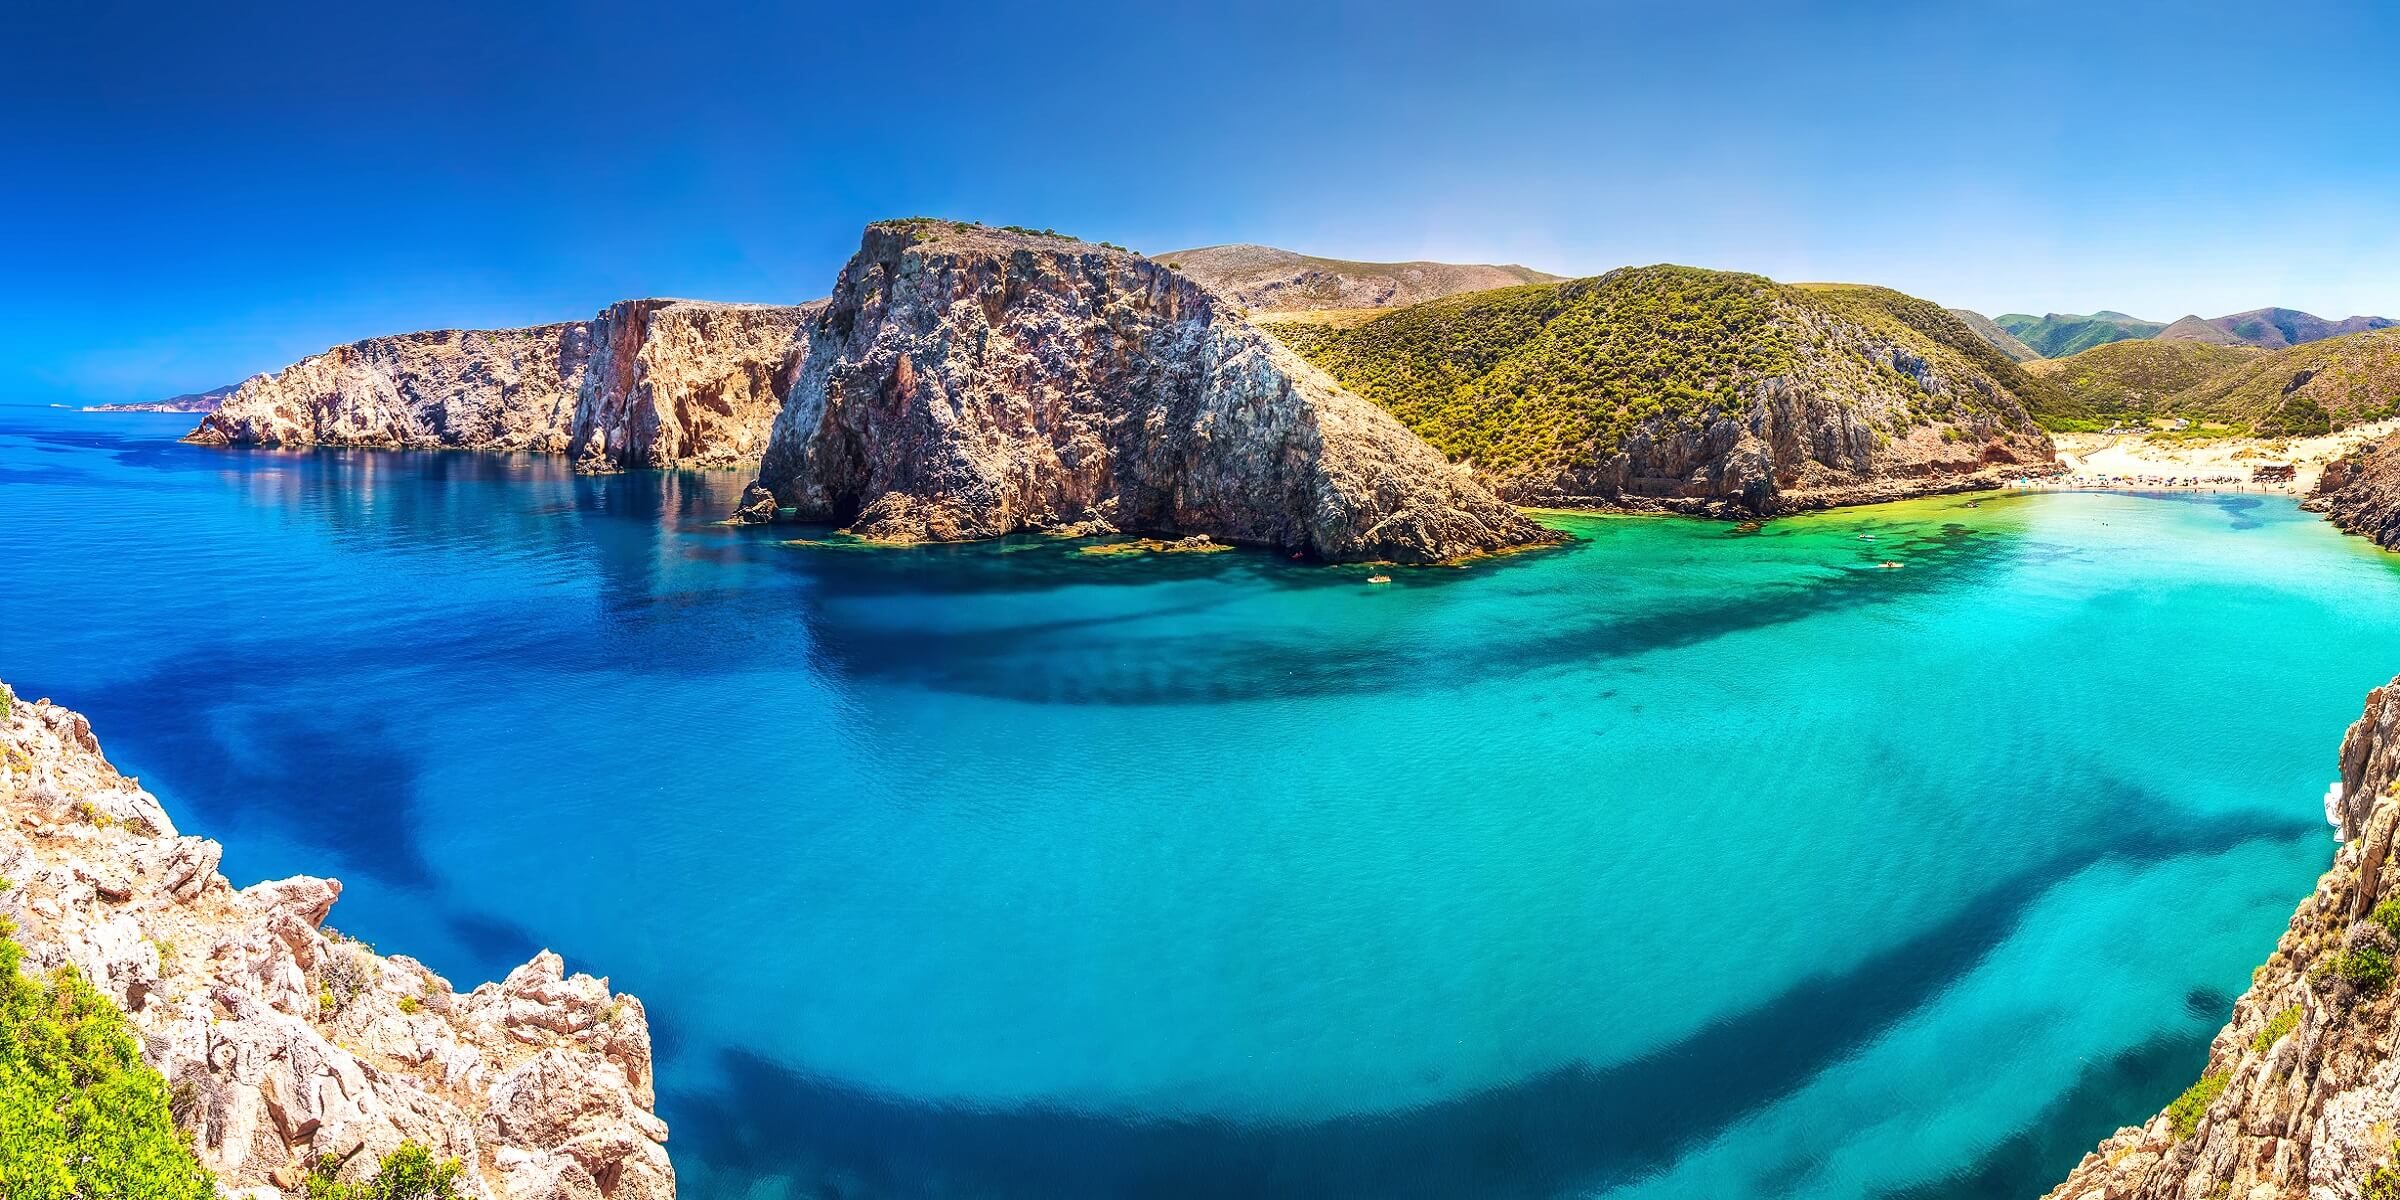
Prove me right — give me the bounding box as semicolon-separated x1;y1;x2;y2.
3;402;2396;1198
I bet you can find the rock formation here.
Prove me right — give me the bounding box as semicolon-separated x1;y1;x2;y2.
2305;437;2400;551
742;221;1559;563
187;300;816;471
2045;675;2400;1199
87;383;239;413
0;686;673;1200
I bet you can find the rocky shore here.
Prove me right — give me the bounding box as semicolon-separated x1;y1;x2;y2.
187;299;815;472
2305;434;2400;551
2045;676;2400;1199
0;685;672;1200
742;221;1559;563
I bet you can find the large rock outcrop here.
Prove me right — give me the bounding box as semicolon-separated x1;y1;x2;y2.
0;686;673;1200
2305;436;2400;550
2044;677;2400;1200
187;300;816;471
741;221;1558;563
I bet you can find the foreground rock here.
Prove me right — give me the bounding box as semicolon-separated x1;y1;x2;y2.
743;221;1558;563
187;299;818;471
2043;676;2400;1200
0;687;672;1199
2306;435;2400;550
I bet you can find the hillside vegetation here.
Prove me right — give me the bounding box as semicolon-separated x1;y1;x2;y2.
1263;266;2054;507
2029;327;2400;435
1947;309;2043;362
2169;328;2400;434
1995;311;2166;358
2027;340;2266;425
1160;244;1559;312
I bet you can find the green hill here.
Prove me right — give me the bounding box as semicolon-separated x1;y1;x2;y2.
1261;266;2056;509
1994;311;2167;358
2026;340;2267;425
2167;328;2400;434
1947;309;2043;362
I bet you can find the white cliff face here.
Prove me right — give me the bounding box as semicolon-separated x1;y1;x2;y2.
0;690;673;1200
189;300;815;473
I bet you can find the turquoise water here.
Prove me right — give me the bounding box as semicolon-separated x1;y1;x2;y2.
3;401;2396;1198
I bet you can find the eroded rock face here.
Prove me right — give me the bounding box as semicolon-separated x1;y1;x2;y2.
2043;677;2400;1200
567;299;824;472
745;222;1558;563
188;300;814;472
0;689;673;1200
2306;437;2400;551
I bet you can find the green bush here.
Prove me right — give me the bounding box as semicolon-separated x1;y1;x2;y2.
2166;1071;2228;1141
2368;1154;2400;1200
0;918;213;1199
2250;1004;2303;1053
2317;945;2397;994
303;1141;465;1200
2373;898;2400;938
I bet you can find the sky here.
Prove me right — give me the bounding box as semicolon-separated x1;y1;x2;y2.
8;0;2400;403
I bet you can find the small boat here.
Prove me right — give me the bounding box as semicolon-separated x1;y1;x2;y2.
1877;561;1904;570
1367;575;1392;584
1857;534;1875;541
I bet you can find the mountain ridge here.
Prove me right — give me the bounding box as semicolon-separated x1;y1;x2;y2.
1158;243;1560;312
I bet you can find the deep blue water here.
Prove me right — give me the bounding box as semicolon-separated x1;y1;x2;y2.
4;401;2397;1198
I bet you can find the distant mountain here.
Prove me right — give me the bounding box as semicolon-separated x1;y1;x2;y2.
1993;311;2166;358
2155;307;2397;350
84;383;239;413
2025;340;2267;424
1157;244;1560;312
1259;265;2054;513
1947;309;2042;362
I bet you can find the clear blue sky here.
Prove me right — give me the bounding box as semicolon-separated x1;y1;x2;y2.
9;0;2400;403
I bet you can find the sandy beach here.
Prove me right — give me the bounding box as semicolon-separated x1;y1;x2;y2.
2012;419;2400;495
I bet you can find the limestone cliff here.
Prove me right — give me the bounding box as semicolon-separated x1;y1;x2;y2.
2305;437;2400;551
187;300;815;471
0;686;672;1200
2045;676;2400;1200
743;221;1559;563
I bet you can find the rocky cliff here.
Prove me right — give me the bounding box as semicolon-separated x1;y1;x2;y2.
0;686;672;1200
742;221;1558;563
2045;676;2400;1200
187;300;816;471
2305;436;2400;550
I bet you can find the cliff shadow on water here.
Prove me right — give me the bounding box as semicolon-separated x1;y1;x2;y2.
661;789;2315;1200
748;513;2034;707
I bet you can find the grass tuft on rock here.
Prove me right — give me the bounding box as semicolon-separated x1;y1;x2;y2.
2166;1071;2229;1142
